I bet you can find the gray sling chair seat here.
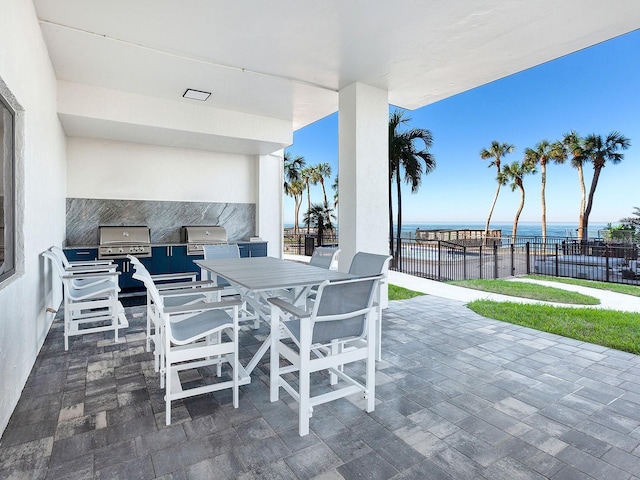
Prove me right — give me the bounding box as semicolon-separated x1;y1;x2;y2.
43;247;128;351
131;261;241;425
201;244;259;329
128;255;221;384
308;247;341;269
268;274;383;436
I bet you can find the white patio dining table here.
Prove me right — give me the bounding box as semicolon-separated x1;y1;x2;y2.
194;256;354;384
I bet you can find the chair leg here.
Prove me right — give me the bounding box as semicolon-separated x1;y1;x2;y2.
299;359;311;436
270;305;280;402
375;305;382;362
233;306;239;408
113;295;119;344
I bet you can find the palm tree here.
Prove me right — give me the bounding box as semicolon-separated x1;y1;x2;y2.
288;180;305;235
498;160;536;238
315;162;332;207
582;132;631;240
301;166;320;234
332;175;339;208
284;152;306;234
523;140;565;241
303;203;335;246
388;110;435;261
480;141;515;239
562;131;588;241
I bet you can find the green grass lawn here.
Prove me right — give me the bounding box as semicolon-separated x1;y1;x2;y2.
388;284;424;300
468;300;640;354
447;279;600;305
527;274;640;297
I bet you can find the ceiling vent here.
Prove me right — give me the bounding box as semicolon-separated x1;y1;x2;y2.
183;89;211;101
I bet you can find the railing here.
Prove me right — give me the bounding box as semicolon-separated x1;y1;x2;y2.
284;232;640;285
284;233;339;256
391;237;640;285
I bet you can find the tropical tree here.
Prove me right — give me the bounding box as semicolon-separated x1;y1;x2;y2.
582;132;631;240
332;175;339;208
388;110;435;260
315;162;332;207
284;152;306;234
620;207;640;237
303;203;335;246
288;180;305;235
561;131;588;240
301;166;320;233
498;160;536;238
480;141;515;238
523;140;565;241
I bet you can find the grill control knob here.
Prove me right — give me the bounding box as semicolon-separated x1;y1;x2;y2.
118;247;124;253
107;248;113;254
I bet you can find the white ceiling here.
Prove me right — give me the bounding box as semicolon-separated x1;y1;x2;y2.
33;0;640;154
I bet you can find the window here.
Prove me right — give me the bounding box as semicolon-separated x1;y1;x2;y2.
0;91;15;282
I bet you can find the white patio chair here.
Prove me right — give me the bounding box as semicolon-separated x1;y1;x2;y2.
49;245;118;289
309;247;341;270
132;263;241;425
43;249;128;351
348;252;393;362
268;274;382;436
128;255;220;381
202;244;259;329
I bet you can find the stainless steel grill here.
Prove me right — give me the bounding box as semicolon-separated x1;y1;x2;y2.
183;226;228;255
98;226;151;259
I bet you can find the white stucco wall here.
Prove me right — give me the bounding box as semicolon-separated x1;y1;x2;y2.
66;138;256;203
0;0;67;436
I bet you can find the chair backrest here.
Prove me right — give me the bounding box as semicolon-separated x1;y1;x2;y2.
310;274;382;344
50;246;71;269
203;244;240;260
129;256;164;308
42;249;65;278
348;252;392;277
309;247;340;269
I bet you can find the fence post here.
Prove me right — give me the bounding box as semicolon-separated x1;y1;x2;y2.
526;242;530;275
437;241;442;281
510;243;515;276
555;244;559;277
493;243;498;279
463;245;467;280
398;237;402;272
479;245;483;280
605;245;610;282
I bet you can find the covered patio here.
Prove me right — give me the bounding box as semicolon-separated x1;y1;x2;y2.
2;293;639;479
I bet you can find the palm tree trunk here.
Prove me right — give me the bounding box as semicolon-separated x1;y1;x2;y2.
306;180;311;234
583;165;603;242
513;184;525;238
576;164;586;241
395;170;402;266
540;163;547;242
388;173;394;258
294;198;301;235
485;183;501;238
320;179;328;207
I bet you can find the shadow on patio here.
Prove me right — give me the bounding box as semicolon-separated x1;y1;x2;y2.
1;295;640;479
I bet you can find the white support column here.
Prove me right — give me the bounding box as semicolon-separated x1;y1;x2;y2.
257;151;284;258
338;83;389;271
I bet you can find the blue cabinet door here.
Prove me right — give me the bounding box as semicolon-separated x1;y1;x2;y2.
237;242;267;258
64;248;98;262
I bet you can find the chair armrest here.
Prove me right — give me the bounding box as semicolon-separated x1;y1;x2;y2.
65;264;118;273
164;298;242;314
267;297;311;319
62;271;121;280
156;280;215;290
68;259;114;266
152;272;198;282
159;286;223;297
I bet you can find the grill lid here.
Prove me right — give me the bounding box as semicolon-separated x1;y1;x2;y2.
183;226;227;244
99;226;151;245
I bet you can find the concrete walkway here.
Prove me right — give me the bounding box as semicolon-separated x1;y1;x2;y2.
389;270;640;313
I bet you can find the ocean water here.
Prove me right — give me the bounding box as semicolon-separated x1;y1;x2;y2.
397;222;610;239
285;222;610;239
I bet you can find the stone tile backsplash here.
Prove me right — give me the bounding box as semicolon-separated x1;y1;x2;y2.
66;198;255;246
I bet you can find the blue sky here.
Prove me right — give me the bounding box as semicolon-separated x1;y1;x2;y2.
284;29;640;226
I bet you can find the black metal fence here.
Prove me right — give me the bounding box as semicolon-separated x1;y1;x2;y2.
391;237;640;285
288;233;640;285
